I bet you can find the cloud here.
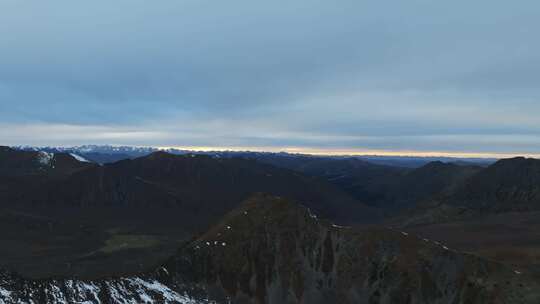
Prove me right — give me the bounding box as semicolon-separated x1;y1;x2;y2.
1;0;539;155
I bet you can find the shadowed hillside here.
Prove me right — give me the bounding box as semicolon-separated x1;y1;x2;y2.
2;194;538;303
0;149;377;279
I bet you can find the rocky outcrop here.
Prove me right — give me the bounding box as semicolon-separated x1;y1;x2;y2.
1;194;539;303
0;270;211;303
165;194;539;304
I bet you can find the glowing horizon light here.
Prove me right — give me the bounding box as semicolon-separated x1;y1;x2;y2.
155;145;540;159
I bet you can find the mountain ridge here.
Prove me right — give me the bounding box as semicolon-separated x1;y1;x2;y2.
1;194;538;303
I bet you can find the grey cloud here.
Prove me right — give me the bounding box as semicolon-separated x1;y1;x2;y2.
1;0;540;155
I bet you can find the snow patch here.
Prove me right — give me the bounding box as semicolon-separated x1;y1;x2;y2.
0;286;12;303
47;284;68;304
70;153;90;162
306;208;318;220
126;278;201;303
332;224;351;229
37;151;54;166
2;276;214;304
159;267;169;276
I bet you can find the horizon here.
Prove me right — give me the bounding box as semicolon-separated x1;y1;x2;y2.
11;143;540;160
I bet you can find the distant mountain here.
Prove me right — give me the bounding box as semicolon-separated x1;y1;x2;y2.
381;161;483;207
15;144;156;156
447;157;540;211
10;145;495;212
249;155;409;208
15;151;376;224
3;145;511;219
0;146;93;177
355;155;494;168
1;194;537;303
15;145;153;164
1;149;380;279
393;157;540;226
0;146;96;204
326;160;481;211
14;145;496;168
13;145;491;211
249;156;482;211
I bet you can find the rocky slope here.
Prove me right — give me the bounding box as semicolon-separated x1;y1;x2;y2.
164;194;539;303
0;270;211;304
1;194;538;303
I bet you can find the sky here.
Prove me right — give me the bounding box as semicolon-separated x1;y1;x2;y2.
1;0;540;157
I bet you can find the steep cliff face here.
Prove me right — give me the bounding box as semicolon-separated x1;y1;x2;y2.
165;194;539;304
1;195;539;304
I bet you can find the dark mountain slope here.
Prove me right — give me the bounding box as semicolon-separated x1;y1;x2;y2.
164;194;538;303
0;146;94;177
2;194;537;303
382;161;482;207
248;155;481;211
392;157;540;227
447;157;540;211
245;154;409;208
0;146;96;203
7;146;482;212
1;149;379;279
10;151;377;226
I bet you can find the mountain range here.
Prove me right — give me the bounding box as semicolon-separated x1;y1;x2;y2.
0;146;375;279
2;146;540;303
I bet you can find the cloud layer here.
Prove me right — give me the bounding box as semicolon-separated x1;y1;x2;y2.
1;0;540;156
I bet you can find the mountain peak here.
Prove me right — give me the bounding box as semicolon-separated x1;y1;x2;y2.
443;156;540;211
161;195;538;303
198;193;323;241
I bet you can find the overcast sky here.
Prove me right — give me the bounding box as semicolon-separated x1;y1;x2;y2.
1;0;539;157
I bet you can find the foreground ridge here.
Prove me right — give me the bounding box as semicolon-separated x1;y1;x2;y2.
1;194;539;303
